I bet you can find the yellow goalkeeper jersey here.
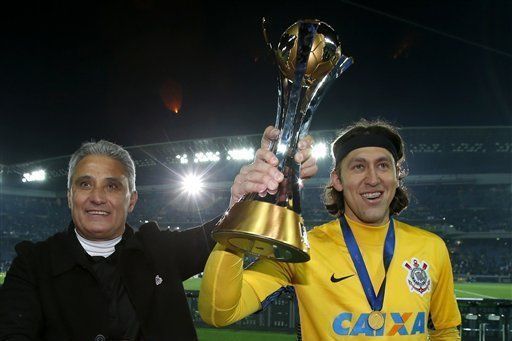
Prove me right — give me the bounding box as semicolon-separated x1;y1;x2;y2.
243;217;461;340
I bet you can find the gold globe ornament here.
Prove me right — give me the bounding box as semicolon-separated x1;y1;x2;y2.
276;20;343;86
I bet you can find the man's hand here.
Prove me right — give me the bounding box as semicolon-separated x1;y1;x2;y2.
229;126;318;208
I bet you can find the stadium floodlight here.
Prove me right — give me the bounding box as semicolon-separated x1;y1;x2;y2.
21;169;46;183
312;142;328;159
181;173;204;195
226;147;254;161
176;154;189;164
194;151;220;163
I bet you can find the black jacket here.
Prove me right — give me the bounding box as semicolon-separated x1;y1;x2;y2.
0;218;217;341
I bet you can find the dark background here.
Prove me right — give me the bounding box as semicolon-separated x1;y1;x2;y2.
1;0;510;164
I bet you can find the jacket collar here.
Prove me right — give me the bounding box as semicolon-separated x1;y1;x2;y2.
51;221;139;276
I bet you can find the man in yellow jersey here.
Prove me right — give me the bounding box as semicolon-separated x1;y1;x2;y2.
199;119;461;340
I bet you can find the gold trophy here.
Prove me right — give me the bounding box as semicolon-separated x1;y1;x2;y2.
212;19;353;262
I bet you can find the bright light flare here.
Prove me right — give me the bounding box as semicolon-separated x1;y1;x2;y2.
181;173;204;195
312;142;328;159
22;169;46;183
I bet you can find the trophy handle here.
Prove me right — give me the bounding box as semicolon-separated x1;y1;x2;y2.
299;55;354;139
261;17;274;52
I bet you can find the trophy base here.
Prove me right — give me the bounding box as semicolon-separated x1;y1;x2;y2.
212;200;310;263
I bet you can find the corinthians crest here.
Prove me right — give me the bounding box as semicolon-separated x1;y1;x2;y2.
403;258;431;296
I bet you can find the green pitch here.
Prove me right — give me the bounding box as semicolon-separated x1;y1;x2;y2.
197;328;294;341
454;282;512;299
184;277;512;300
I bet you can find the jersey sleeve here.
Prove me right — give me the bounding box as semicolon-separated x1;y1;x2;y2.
428;239;461;330
243;254;294;306
198;243;293;327
198;244;264;327
429;326;461;340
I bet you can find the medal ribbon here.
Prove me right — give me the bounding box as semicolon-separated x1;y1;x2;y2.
340;215;395;312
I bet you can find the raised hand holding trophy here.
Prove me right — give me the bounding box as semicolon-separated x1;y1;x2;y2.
213;19;353;262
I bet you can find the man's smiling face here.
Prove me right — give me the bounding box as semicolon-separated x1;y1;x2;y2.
331;146;398;226
67;155;138;240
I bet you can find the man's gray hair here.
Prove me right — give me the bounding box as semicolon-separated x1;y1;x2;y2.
67;140;136;192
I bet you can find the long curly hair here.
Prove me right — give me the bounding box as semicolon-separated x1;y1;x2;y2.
323;119;409;217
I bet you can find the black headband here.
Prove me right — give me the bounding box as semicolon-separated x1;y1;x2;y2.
334;133;399;165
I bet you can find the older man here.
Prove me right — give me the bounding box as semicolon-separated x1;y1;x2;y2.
199;119;461;340
0;127;316;340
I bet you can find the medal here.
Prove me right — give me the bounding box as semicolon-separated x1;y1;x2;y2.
340;216;395;330
368;310;385;330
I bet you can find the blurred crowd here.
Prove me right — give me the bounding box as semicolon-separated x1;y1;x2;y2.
449;239;512;277
1;185;510;278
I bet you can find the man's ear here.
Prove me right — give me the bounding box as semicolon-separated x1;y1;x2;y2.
330;170;343;192
67;190;72;209
128;191;138;212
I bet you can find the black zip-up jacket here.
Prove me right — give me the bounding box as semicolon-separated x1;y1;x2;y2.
0;218;217;341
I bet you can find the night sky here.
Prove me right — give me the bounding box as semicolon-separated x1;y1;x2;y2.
1;0;510;164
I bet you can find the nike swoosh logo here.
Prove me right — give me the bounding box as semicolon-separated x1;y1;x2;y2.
330;274;355;283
